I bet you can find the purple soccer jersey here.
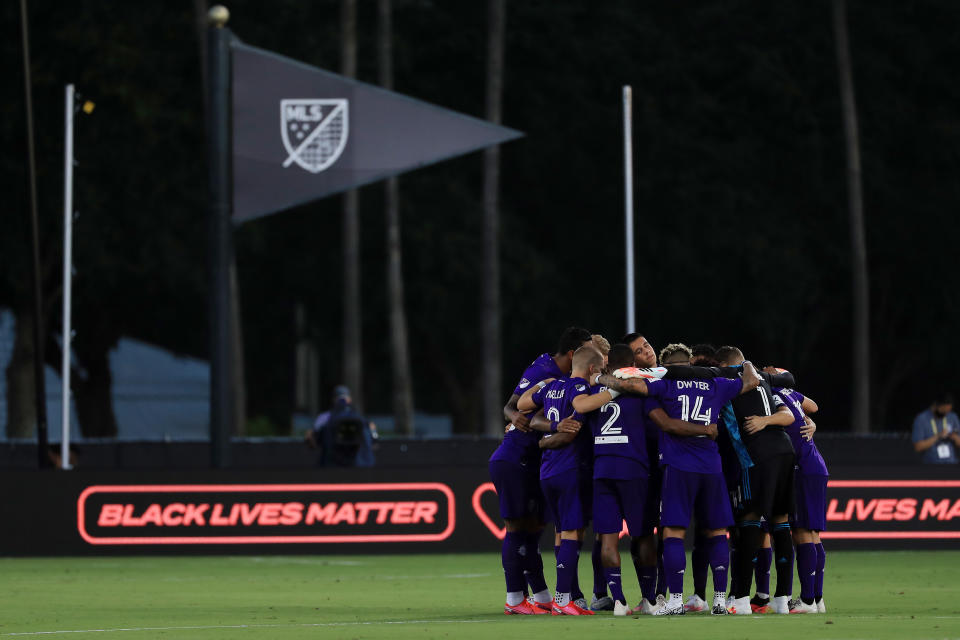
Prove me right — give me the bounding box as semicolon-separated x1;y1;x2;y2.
774;388;829;477
645;377;744;474
489;353;563;465
531;376;592;480
587;393;653;480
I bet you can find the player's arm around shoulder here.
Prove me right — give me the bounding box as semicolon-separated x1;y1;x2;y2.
595;373;650;396
743;404;793;434
571;387;615;414
518;378;554;412
539;431;576;449
528;409;552;432
738;361;760;393
649;407;716;439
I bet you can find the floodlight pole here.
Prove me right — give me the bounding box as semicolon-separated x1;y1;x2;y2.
20;0;51;468
61;84;75;470
207;5;233;468
622;86;636;333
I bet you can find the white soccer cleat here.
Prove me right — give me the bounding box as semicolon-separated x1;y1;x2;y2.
630;598;657;615
790;599;818;614
772;595;791;614
727;596;752;615
653;594;685;616
711;592;728;615
816;598;826;613
683;594;707;613
613;600;631;616
613;366;667;380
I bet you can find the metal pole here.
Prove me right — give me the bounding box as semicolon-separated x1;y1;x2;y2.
19;0;50;468
207;5;233;467
61;84;75;470
622;85;636;333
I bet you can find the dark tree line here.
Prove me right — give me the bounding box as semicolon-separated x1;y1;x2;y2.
3;0;960;439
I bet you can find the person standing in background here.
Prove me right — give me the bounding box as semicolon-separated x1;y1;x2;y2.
912;394;960;464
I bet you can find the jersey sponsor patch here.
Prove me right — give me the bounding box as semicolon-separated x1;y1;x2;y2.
595;435;629;444
518;378;530;389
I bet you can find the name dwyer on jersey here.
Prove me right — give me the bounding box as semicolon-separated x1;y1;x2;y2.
676;380;711;391
96;501;439;528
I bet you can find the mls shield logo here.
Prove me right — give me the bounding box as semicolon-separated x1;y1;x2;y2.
280;99;349;173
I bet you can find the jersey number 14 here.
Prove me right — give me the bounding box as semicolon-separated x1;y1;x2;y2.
678;394;711;425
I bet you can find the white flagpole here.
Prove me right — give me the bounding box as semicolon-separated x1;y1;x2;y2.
61;83;74;470
622;85;636;333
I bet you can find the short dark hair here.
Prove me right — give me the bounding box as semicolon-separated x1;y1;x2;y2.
607;343;634;370
715;345;744;365
556;326;593;355
936;392;955;406
621;332;644;345
691;343;716;359
691;343;719;367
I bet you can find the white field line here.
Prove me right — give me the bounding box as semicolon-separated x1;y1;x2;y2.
2;619;491;636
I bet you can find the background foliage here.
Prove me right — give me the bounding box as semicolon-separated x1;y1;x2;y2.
3;0;959;435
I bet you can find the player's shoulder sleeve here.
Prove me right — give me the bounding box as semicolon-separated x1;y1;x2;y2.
645;378;667;398
530;384;548;407
513;356;552;395
644;396;664;415
512;368;538;395
717;376;744;401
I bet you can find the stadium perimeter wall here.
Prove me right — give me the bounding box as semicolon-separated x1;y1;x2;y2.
0;433;919;469
1;463;958;555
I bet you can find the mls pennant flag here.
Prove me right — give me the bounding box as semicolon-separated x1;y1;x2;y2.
232;39;523;223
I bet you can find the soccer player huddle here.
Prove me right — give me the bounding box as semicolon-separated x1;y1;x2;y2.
488;327;829;617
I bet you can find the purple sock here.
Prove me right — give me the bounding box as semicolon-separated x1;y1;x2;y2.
796;543;816;601
814;543;826;600
662;537;686;596
556;539;578;596
592;539;606;597
708;534;729;594
639;565;657;603
570;540;583;600
522;531;548;594
692;535;709;599
603;566;625;604
755;546;772;595
501;532;526;594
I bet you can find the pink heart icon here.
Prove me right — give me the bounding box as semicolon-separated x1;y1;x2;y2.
472;482;505;540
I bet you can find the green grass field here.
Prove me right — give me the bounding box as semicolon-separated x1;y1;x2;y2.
1;551;958;639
